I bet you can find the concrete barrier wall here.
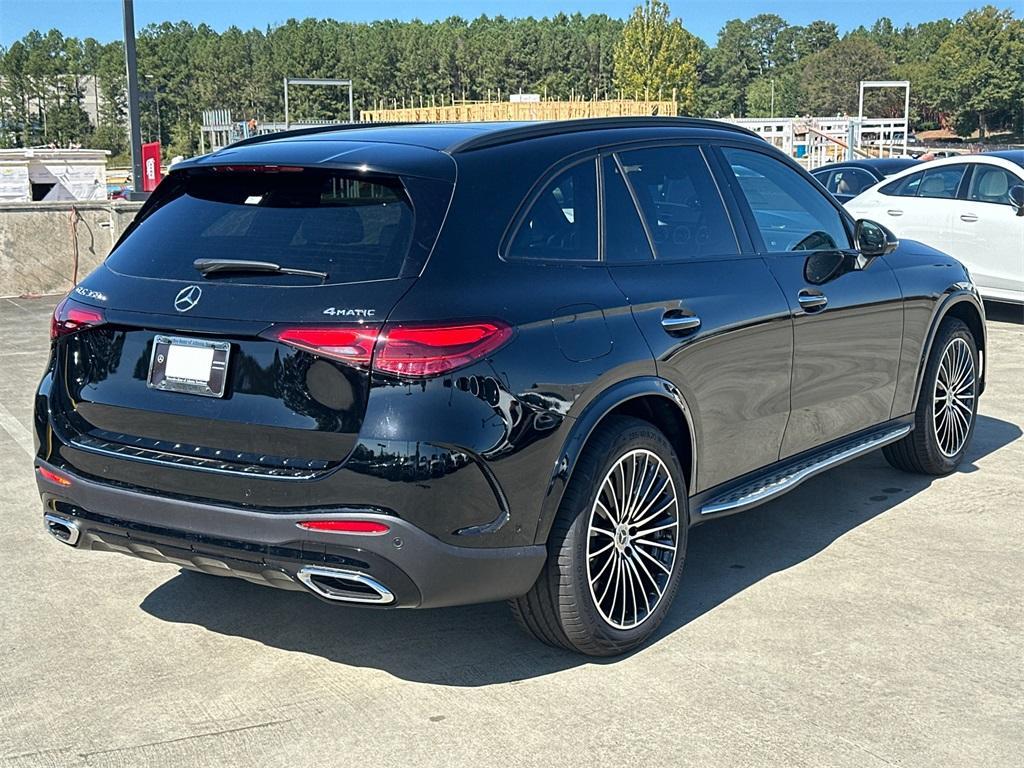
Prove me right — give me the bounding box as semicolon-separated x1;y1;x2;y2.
0;201;143;297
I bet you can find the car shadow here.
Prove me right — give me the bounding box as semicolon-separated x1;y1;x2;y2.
140;414;1020;687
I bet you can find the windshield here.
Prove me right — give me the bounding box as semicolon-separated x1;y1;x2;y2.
106;168;446;285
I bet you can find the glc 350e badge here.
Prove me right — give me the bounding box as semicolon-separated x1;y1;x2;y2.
174;285;202;313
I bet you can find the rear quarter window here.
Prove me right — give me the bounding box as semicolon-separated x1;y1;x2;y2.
507;159;599;262
880;171;924;197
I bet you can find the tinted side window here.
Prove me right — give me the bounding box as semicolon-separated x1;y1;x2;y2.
967;164;1018;205
616;146;738;260
508;160;598;261
829;168;875;196
881;170;924;197
918;165;966;199
722;147;851;253
603;156;654;263
811;169;833;189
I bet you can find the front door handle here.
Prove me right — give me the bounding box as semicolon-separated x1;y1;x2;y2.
886;209;903;217
661;312;701;334
797;290;828;312
960;213;978;222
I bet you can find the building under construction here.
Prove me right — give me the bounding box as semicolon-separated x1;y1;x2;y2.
360;97;678;124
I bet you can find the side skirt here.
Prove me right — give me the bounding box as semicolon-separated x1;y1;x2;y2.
691;417;913;522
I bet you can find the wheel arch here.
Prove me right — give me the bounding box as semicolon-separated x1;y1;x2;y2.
532;377;696;545
912;289;987;411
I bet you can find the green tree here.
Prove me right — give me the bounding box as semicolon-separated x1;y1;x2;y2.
794;21;839;58
746;70;800;118
613;0;701;112
702;19;760;116
799;36;893;116
746;13;790;73
926;6;1024;139
93;41;127;155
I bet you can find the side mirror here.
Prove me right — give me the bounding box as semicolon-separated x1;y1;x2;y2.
855;219;898;258
1009;185;1024;216
803;250;848;285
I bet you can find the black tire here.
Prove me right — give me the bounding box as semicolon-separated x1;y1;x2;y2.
883;317;979;475
511;416;688;656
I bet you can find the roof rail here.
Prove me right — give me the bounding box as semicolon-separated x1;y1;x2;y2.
226;122;422;150
446;116;762;153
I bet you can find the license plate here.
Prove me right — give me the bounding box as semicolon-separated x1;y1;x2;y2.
148;335;231;398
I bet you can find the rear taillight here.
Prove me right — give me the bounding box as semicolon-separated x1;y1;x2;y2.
270;326;380;366
375;322;513;377
51;297;105;340
265;320;512;378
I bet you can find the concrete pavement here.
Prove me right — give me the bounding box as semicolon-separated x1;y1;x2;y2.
1;295;1021;767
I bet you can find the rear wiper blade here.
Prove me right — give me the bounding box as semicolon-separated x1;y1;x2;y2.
193;258;328;280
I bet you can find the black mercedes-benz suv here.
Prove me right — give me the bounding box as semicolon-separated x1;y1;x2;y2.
35;118;986;655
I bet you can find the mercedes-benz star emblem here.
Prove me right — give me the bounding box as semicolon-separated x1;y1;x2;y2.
174;285;202;313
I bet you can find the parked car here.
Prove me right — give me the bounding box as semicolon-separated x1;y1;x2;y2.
36;118;987;656
847;152;1024;305
811;157;919;203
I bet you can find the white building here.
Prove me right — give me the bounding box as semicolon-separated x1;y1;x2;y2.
0;148;109;202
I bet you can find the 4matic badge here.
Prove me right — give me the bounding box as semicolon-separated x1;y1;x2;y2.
322;307;376;318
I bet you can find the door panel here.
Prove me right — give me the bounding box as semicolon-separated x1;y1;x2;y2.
719;145;904;457
848;167;960;255
766;254;905;456
610;259;793;492
603;144;792;492
949;164;1024;295
881;196;957;255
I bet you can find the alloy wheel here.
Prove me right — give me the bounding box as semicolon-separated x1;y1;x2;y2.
586;449;680;630
933;337;975;458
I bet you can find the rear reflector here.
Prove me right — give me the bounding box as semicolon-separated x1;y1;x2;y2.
267;320;512;378
297;520;390;535
51;297;105;339
37;466;72;486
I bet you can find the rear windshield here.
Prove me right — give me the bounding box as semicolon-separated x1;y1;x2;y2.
107;168;446;285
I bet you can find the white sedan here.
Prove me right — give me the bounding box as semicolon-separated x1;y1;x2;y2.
846;152;1024;304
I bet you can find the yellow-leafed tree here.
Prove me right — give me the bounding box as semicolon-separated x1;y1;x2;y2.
613;0;702;114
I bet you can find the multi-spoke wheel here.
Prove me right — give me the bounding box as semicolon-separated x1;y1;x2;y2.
932;337;975;458
511;416;687;656
885;317;979;475
586;449;679;630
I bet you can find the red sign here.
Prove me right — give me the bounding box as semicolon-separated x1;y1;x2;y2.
142;141;162;192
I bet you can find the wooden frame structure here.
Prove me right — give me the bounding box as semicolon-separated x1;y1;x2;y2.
360;98;678;124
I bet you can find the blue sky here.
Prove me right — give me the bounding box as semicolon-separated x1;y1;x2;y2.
0;0;1003;46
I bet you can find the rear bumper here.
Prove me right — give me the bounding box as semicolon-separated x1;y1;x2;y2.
35;461;546;609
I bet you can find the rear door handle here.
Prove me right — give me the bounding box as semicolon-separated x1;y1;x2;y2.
797;290;828;312
960;213;978;222
886;209;903;217
661;311;701;334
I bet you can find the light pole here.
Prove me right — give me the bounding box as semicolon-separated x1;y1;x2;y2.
122;0;145;199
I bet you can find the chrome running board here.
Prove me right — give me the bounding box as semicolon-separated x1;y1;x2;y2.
700;424;912;516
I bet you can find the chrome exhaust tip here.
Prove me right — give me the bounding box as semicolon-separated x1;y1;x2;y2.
44;514;81;547
297;566;395;605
